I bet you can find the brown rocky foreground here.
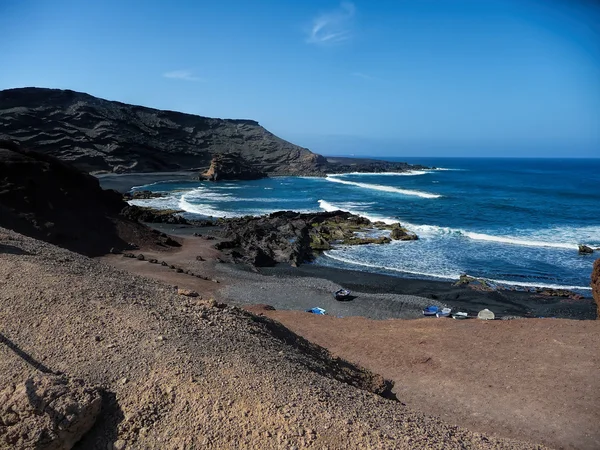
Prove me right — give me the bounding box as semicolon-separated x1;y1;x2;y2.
97;230;599;449
0;228;545;449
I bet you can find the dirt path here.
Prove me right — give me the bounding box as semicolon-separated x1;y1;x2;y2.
254;309;600;450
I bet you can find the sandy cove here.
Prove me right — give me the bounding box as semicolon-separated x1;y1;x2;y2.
97;225;600;450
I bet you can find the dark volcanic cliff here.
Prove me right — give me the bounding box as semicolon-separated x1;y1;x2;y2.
0;87;327;175
0;140;177;256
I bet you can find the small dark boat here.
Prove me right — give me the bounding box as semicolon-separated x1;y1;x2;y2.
334;288;351;301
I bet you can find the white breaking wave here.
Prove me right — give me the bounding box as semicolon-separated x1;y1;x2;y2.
323;251;461;280
318;200;593;250
462;231;579;250
486;278;592;291
324;176;442;199
326;170;432;176
324;252;592;291
318;200;398;225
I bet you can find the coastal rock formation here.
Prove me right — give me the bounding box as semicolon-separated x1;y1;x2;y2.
120;205;189;225
390;224;419;241
0;374;102;449
0;140;179;255
325;156;429;174
202;152;266;181
579;244;594;254
0;87;327;175
0;228;541;449
220;211;413;267
593;259;600;319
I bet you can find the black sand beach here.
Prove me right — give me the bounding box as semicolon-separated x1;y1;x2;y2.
98;173;597;322
143;222;597;321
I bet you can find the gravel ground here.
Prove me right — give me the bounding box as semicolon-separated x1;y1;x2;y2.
217;264;445;319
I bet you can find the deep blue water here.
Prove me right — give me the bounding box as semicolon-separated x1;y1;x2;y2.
130;158;600;292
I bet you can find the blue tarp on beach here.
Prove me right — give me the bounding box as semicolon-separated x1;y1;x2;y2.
306;307;326;315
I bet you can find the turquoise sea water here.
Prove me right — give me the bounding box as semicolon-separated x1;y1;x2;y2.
129;157;600;292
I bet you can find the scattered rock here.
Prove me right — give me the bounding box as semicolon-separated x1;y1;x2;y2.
0;374;102;450
178;288;199;297
579;244;594;254
196;255;205;261
136;254;145;261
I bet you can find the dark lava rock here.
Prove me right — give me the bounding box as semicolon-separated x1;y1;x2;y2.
201;152;266;181
220;210;398;267
120;205;188;224
0;87;327;175
325;156;429;174
0;140;179;256
390;224;418;241
123;190;166;200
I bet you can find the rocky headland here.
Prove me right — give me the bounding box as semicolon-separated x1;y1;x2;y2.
216;211;417;267
0;133;597;448
0;87;427;178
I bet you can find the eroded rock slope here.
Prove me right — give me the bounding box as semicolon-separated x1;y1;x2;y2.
0;87;326;175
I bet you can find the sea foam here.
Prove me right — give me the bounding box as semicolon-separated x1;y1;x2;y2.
324;176;442;199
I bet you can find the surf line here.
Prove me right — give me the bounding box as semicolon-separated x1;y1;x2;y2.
324;175;442;199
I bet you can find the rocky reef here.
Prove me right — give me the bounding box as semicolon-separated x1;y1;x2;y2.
324;156;429;174
218;211;417;267
592;259;600;319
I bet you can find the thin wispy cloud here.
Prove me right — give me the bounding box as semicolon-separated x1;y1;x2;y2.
306;2;355;45
352;72;386;83
162;70;204;82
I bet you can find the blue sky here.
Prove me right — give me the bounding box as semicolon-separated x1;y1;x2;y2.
1;0;599;157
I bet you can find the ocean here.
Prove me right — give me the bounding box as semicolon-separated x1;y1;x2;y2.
128;157;600;293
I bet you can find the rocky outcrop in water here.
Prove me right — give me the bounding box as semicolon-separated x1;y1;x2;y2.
0;87;328;175
592;259;600;319
219;211;415;267
0;140;179;256
325;156;429;174
579;244;594;254
202;152;266;181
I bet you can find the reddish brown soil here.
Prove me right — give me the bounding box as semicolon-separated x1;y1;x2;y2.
254;309;600;450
